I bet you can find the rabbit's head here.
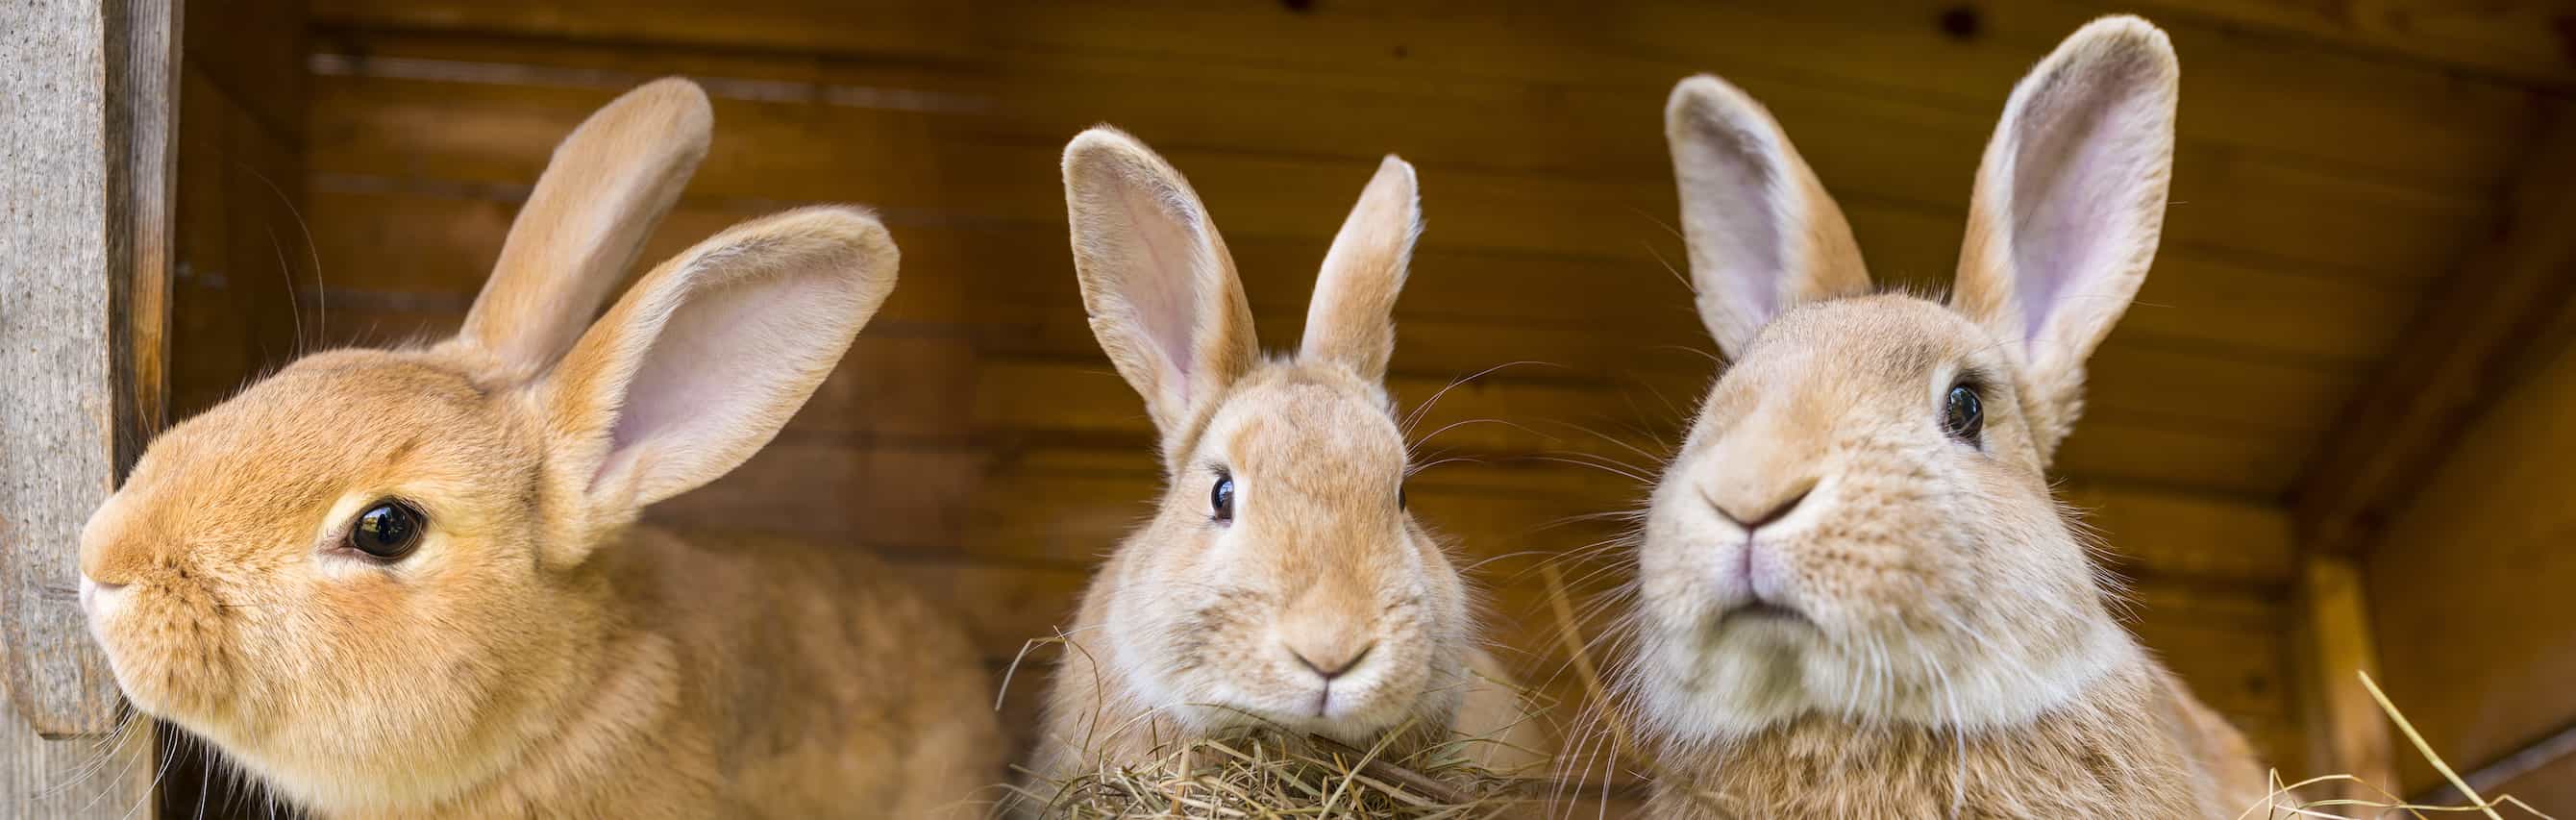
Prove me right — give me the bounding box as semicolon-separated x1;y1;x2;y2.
1628;17;2179;745
1061;128;1471;746
77;79;899;809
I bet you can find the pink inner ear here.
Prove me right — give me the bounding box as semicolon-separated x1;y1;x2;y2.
607;261;850;491
1116;180;1206;389
1691;120;1790;319
2007;67;2159;345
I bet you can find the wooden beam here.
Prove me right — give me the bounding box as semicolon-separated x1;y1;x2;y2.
2292;557;2396;802
2136;0;2576;88
1;0;179;814
2293;110;2576;557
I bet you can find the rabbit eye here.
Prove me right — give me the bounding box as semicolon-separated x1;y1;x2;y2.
1941;383;1984;447
349;500;425;559
1210;471;1235;524
1398;482;1408;510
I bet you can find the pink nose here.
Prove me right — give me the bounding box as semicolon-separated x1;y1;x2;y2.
1709;482;1814;533
1285;638;1375;682
79;574;127;610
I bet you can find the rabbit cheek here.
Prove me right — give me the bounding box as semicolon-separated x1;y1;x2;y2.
1636;469;1748;639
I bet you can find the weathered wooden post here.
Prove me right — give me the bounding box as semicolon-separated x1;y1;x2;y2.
3;0;181;815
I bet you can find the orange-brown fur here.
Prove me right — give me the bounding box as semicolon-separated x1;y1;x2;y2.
78;79;1002;817
1027;130;1543;792
1626;18;2266;818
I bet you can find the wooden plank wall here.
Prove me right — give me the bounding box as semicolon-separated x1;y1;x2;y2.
2363;335;2576;808
245;0;2560;785
170;0;312;422
2357;127;2576;806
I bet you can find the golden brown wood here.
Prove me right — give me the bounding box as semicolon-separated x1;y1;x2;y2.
2297;112;2576;558
2134;0;2576;87
313;0;2546;189
310;0;976;59
2292;556;2397;801
2362;327;2576;795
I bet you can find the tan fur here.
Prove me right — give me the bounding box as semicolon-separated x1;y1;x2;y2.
1028;130;1540;790
77;79;1002;817
1631;18;2265;818
1644;663;2263;818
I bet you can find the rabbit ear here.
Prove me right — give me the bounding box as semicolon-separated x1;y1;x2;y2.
1063;127;1260;438
1665;75;1871;359
458;78;712;383
1953;16;2178;458
538;207;896;558
1299;156;1420;382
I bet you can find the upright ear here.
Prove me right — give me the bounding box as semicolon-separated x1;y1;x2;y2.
1300;156;1420;382
458;78;712;383
1952;16;2178;459
1062;127;1259;439
539;207;896;554
1665;75;1871;359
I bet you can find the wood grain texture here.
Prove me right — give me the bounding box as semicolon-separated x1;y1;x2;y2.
2;0;178;739
2134;0;2576;87
108;0;185;522
2298;115;2576;557
2;708;159;820
2364;329;2576;795
311;0;2549;189
4;0;178;814
2291;556;2396;801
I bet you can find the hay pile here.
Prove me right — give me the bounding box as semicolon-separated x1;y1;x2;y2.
1011;729;1531;819
2239;672;2553;819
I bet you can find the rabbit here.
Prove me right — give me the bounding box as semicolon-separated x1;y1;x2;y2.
1617;16;2269;819
75;78;1003;818
1025;127;1547;788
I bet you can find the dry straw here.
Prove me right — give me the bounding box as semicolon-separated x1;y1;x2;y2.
999;629;1548;819
1007;726;1532;819
2236;671;2554;820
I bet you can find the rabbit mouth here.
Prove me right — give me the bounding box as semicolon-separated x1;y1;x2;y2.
1714;600;1812;631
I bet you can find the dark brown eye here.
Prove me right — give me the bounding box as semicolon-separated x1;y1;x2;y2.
1210;471;1234;523
350;501;424;559
1942;383;1984;447
1398;482;1408;510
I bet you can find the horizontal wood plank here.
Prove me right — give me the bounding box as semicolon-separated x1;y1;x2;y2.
310;0;978;59
304;67;2490;289
2133;0;2576;87
2298;120;2576;557
311;0;2545;191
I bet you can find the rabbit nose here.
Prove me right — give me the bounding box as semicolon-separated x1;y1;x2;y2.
1708;479;1816;533
1285;638;1375;682
79;575;127;612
